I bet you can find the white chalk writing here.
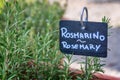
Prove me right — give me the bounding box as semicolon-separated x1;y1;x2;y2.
61;41;101;52
61;27;105;41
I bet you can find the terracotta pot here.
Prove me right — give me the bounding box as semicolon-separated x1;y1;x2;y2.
92;73;120;80
69;68;120;80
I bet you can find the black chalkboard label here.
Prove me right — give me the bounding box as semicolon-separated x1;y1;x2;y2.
59;20;108;57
